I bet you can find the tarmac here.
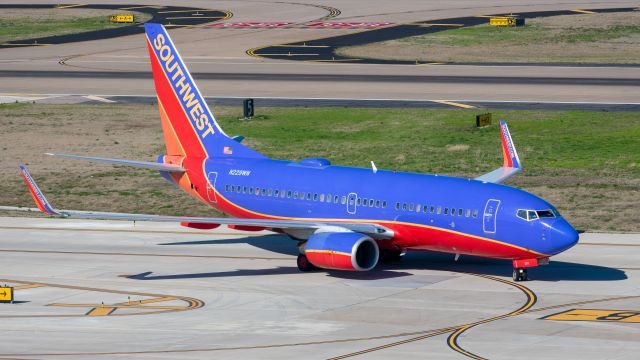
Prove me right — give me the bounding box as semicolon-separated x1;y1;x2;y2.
0;216;638;359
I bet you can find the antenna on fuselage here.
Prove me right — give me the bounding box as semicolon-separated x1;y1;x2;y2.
371;161;378;174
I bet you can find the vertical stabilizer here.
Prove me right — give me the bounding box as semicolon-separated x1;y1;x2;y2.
144;23;266;159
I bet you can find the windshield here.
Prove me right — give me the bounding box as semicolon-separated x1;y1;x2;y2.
517;209;558;221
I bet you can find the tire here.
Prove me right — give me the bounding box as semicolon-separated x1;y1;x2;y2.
297;254;315;272
513;269;518;281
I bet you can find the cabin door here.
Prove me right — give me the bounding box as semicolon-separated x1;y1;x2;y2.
347;192;358;214
206;172;218;203
483;199;500;234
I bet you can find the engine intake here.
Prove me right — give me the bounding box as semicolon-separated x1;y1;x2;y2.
305;231;379;271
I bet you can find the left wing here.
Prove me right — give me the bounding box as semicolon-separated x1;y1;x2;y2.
18;166;394;239
475;121;522;184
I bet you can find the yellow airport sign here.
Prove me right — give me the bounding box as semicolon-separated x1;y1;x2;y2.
542;309;640;323
489;16;525;27
0;286;13;302
110;14;135;23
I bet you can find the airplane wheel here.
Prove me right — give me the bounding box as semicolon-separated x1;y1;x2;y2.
297;254;316;272
513;268;528;282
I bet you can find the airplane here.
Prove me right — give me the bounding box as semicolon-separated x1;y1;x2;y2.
16;23;579;282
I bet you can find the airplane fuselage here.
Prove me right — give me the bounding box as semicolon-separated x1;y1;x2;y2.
164;156;578;261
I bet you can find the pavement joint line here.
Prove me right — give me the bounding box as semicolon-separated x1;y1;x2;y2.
166;16;224;20
272;45;330;48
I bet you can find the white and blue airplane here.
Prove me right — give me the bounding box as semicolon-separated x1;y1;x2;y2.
18;24;578;281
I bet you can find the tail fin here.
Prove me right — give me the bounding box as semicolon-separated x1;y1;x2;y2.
144;23;266;159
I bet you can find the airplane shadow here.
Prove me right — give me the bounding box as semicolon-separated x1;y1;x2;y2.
392;251;627;282
155;236;625;282
160;234;299;256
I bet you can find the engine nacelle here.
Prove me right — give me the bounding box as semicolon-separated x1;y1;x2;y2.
305;232;379;271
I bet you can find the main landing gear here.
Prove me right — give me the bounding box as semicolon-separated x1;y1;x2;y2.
297;254;317;272
513;268;528;282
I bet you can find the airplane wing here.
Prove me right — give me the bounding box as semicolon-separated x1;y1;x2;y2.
45;153;184;172
474;121;522;184
18;166;394;239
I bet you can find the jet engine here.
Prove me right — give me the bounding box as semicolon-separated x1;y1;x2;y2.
305;231;379;271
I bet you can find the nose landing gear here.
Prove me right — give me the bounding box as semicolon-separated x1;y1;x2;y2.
513;268;528;282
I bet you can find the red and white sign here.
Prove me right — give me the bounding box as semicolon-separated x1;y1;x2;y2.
305;22;394;28
208;22;293;28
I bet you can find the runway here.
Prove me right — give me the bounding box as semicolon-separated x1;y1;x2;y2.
0;0;638;104
0;216;638;359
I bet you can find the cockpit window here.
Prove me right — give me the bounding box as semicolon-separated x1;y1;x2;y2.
537;210;555;218
517;208;558;221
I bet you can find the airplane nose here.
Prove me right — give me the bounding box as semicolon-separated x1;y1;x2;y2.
547;218;579;254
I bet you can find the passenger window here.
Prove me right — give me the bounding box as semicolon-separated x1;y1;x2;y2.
375;200;380;208
341;196;346;204
430;206;435;213
262;188;267;196
395;202;400;210
287;191;292;198
423;205;428;213
444;208;448;215
349;197;355;205
362;198;367;206
356;198;361;206
382;201;387;208
402;203;407;211
274;189;279;197
313;193;318;201
281;190;286;198
416;204;421;212
451;208;455;216
369;199;374;207
294;191;298;199
458;208;463;216
465;209;471;217
472;210;478;218
250;187;254;194
528;210;538;220
236;185;241;192
306;193;311;200
437;206;442;214
409;203;414;211
255;188;260;195
334;195;339;203
243;186;247;193
320;194;325;202
230;185;234;192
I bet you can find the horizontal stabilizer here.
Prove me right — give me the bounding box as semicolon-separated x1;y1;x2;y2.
46;153;184;172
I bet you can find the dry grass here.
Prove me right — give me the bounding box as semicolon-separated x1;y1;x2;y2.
337;12;640;64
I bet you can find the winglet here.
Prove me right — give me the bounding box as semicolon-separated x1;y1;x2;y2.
19;166;60;215
499;121;521;169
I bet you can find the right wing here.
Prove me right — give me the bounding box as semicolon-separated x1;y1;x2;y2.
18;166;394;239
474;121;522;184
